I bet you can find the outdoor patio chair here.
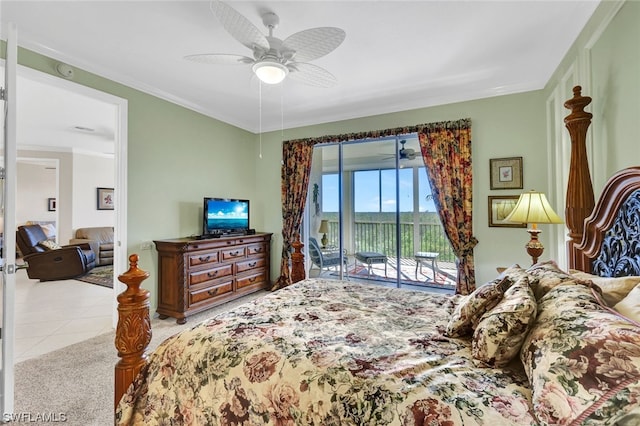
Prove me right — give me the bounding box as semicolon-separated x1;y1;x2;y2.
308;237;349;278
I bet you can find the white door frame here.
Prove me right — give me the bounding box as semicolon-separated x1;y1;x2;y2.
2;21;19;418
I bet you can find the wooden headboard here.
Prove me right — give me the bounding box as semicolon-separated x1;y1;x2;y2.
574;167;640;276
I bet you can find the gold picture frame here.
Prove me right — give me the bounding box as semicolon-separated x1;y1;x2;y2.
490;157;523;190
488;195;526;228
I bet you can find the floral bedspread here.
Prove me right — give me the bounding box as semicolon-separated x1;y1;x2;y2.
116;279;537;425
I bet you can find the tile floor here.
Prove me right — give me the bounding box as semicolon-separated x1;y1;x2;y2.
4;269;113;363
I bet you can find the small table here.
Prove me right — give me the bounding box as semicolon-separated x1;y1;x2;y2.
415;251;440;282
355;251;387;277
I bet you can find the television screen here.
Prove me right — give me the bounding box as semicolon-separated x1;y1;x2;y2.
203;198;249;235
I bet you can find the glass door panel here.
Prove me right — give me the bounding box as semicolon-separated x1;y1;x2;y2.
308;144;346;279
346;138;398;284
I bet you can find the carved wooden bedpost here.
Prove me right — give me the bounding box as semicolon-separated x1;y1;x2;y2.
290;234;306;283
564;86;595;269
115;254;151;409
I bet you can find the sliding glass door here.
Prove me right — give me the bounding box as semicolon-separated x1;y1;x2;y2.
308;135;455;289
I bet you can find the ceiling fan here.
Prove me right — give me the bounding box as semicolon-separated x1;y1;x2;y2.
380;140;417;162
185;1;346;87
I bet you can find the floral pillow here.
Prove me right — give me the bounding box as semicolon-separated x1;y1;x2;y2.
445;275;513;337
472;276;536;367
38;239;61;250
525;260;576;300
520;281;640;425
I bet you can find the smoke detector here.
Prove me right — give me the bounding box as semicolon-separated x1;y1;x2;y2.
56;63;74;79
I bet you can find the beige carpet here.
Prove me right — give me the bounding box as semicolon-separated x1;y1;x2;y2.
14;290;267;426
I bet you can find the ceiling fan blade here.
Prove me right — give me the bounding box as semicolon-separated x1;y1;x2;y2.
287;62;338;88
282;27;346;63
210;0;269;52
184;53;254;65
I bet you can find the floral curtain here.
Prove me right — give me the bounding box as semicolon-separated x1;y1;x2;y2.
276;119;477;294
272;139;316;290
419;119;477;294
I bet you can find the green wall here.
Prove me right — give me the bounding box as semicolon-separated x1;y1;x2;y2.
544;0;640;193
589;0;640;185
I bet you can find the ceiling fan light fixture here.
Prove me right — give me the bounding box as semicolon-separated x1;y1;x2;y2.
252;61;288;84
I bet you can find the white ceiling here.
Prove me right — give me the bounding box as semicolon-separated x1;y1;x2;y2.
2;0;600;146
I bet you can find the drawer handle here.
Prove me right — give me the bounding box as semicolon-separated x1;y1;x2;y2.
248;277;257;283
248;262;257;267
229;251;240;257
199;255;211;262
207;271;219;278
253;247;263;253
207;288;219;296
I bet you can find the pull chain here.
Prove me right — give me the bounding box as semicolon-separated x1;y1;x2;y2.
259;81;263;159
281;83;284;143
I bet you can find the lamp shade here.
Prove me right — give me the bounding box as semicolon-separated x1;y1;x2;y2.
503;191;563;225
252;60;288;85
318;220;330;234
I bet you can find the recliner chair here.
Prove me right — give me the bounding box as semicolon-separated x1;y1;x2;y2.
16;224;96;281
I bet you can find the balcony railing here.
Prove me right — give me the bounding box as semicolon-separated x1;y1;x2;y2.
326;220;455;263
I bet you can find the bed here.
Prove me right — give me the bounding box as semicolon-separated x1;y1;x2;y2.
114;87;640;425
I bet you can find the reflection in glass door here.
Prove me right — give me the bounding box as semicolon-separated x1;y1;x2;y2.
307;144;347;279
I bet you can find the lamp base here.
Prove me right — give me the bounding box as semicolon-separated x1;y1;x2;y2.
321;233;328;249
525;228;544;265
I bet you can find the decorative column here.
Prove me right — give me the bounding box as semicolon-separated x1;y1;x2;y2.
114;254;151;409
564;86;595;269
290;234;306;284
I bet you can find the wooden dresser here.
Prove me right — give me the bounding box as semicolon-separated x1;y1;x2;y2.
154;233;272;323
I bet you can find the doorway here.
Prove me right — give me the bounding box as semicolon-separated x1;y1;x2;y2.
3;63;128;357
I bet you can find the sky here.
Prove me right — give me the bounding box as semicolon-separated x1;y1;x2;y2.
322;167;436;213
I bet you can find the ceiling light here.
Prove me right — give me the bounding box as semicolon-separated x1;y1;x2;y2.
252;61;288;85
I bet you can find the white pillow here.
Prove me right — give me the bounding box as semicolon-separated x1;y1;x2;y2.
613;283;640;323
570;271;640;306
40;223;57;239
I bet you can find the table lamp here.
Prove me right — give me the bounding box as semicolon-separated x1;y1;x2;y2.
503;190;563;265
318;220;329;248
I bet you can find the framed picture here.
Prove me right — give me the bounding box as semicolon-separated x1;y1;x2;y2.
97;187;114;210
488;195;526;228
47;198;56;212
490;157;523;190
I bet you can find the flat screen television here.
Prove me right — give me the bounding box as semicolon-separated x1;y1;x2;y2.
203;197;250;236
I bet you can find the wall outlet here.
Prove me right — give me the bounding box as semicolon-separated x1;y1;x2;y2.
139;241;153;250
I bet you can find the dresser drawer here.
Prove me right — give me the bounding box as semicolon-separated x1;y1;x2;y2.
237;269;266;290
189;264;233;286
221;247;246;261
189;279;233;305
246;243;267;256
187;250;219;268
236;257;266;273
